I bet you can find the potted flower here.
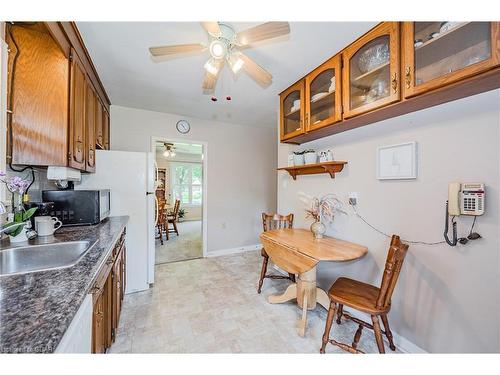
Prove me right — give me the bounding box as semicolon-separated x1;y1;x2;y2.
177;208;187;222
1;172;37;243
300;192;346;239
304;149;317;164
293;150;305;166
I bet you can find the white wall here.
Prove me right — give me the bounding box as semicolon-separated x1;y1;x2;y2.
111;105;277;254
277;89;500;353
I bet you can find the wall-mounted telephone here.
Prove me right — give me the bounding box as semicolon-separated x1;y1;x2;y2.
444;182;484;246
448;182;485;216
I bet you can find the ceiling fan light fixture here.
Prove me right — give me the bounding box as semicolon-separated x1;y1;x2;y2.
204;58;219;76
209;40;226;59
163;150;170;157
228;54;244;74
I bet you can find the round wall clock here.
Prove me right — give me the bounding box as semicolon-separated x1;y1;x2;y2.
176;120;190;134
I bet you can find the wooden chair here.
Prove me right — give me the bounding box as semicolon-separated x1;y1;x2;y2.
320;235;409;354
165;199;181;240
155;200;167;245
257;213;296;294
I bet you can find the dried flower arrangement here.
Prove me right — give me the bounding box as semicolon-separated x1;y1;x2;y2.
299;192;347;224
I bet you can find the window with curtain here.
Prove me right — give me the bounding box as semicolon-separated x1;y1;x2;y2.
170;162;202;206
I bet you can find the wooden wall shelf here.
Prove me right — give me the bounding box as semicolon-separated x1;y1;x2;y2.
278;161;347;180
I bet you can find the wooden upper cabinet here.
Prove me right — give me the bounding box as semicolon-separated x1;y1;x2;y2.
402;22;500;98
95;100;104;149
342;22;400;119
85;80;96;172
103;109;110;150
6;23;69;166
280;80;305;141
68;49;86;170
305;55;342;132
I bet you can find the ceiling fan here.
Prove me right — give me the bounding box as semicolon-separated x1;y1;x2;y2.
149;22;290;94
162;143;176;158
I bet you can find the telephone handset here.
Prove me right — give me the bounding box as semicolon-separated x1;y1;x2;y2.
444;182;484;246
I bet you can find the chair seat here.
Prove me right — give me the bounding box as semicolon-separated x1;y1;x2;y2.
328;277;390;314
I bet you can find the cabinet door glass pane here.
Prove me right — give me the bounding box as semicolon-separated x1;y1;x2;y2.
309;69;336;125
283;90;301;135
414;22;491;85
349;35;390;110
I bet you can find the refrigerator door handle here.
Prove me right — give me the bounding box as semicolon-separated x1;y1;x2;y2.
154;196;159;225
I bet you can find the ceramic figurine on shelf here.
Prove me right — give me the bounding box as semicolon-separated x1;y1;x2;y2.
327;150;334;161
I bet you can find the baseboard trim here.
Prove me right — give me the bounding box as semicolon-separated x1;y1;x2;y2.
344;308;427;353
207;244;261;258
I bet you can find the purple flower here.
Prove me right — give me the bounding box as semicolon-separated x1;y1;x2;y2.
4;176;30;194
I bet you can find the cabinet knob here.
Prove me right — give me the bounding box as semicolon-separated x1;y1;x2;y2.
405;66;412;89
391;73;398;93
90;285;101;294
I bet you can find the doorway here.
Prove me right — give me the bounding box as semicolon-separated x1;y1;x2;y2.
152;139;206;264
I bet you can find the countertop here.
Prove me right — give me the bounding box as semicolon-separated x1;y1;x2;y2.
0;216;129;353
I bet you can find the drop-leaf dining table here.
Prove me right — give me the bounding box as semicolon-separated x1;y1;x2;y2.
260;228;368;337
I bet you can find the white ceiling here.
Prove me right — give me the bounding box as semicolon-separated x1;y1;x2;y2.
77;22;376;127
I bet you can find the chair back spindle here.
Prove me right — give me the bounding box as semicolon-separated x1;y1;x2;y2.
262;213;294;232
375;235;409;309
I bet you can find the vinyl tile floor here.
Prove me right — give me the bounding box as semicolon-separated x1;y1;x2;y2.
110;251;399;353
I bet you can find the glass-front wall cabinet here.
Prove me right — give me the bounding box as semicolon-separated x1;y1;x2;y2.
403;22;500;97
305;55;342;131
343;22;400;118
280;80;305;140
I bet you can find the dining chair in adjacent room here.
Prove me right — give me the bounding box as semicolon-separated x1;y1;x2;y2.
320;234;409;354
257;213;296;294
155;199;167;245
165;199;181;240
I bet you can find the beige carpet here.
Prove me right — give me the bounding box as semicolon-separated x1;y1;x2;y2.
155;220;203;264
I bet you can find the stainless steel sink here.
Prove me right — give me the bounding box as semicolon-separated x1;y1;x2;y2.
0;240;95;276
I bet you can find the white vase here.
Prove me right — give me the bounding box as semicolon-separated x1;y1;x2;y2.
304;152;317;164
310;221;326;239
293;154;304;166
9;226;28;243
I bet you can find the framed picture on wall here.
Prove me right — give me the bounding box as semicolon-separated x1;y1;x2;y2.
377;142;417;180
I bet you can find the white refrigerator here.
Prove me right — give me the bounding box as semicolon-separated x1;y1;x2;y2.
78;150;156;294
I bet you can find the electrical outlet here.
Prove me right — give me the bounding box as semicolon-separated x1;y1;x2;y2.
348;192;358;206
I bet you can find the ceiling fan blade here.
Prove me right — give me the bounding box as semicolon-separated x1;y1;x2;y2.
239;53;272;87
149;43;205;57
202;59;225;93
236;22;290;46
201;22;221;37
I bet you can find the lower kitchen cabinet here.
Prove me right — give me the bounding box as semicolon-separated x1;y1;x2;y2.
91;229;126;353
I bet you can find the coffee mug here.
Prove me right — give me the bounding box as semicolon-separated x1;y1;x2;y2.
35;216;62;236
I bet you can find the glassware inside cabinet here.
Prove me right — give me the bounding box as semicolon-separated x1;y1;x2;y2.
309;68;336;126
283;90;302;136
349;35;391;110
413;22;491;86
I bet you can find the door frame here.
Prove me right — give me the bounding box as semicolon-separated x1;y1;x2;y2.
150;136;208;259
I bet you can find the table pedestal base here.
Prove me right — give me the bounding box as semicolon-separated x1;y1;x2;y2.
267;266;331;336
